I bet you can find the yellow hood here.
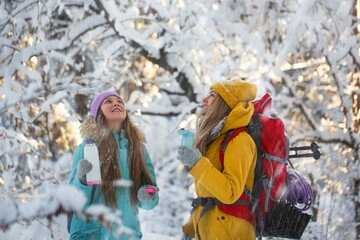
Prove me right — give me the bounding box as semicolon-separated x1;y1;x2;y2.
221;102;254;134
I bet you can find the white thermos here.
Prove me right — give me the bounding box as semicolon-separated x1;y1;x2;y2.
84;143;101;185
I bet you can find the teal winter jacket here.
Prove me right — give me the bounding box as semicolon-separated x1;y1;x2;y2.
68;132;158;240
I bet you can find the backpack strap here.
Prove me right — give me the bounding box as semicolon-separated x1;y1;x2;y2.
217;126;257;225
219;126;252;199
219;127;248;166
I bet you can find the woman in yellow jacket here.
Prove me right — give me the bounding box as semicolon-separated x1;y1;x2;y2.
177;80;258;240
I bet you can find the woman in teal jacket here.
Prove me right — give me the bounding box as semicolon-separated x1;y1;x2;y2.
68;90;159;240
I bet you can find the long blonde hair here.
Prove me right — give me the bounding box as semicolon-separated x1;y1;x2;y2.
97;112;154;207
196;94;231;154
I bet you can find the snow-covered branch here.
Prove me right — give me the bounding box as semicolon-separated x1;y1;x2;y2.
0;184;132;238
93;0;197;101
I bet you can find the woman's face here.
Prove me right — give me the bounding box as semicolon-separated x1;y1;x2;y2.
201;91;217;112
100;96;127;122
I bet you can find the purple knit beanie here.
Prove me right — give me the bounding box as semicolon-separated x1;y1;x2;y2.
89;89;122;118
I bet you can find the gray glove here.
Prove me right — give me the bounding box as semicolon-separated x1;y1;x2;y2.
177;146;202;168
77;159;92;185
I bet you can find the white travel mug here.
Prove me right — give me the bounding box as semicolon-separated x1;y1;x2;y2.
84;143;101;185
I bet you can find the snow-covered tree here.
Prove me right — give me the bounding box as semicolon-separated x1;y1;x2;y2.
0;0;359;239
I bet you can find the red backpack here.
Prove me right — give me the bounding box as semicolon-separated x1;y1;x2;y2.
217;93;312;238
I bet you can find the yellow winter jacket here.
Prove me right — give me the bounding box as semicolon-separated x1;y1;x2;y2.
183;101;257;240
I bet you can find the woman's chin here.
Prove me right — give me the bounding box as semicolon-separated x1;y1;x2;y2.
105;117;125;123
105;112;125;121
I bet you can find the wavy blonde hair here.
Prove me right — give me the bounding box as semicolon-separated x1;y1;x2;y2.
96;112;154;207
196;94;231;154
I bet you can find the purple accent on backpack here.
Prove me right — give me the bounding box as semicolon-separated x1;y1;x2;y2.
284;169;315;211
89;89;122;118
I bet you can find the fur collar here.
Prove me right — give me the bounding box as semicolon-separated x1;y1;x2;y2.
80;117;111;143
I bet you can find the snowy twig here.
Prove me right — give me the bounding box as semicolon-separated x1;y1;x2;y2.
135;110;181;117
0;1;38;33
350;48;360;70
128;102;197;117
0;185;83;230
272;67;318;130
0;204;126;235
12;171;69;195
0;185;132;238
159;88;186;96
325;55;360;161
93;0;197;102
281;57;326;72
293;133;353;148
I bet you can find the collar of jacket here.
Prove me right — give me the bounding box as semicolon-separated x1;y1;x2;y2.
205;102;254;146
220;101;254;135
80;117;128;147
113;130;128;148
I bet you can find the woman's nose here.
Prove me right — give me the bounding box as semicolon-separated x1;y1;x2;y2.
202;97;208;106
113;102;121;107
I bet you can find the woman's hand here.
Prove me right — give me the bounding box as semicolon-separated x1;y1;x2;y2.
137;185;159;210
138;185;159;198
77;159;92;185
177;146;202;168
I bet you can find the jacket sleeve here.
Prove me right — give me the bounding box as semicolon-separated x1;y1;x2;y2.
138;146;159;210
68;143;94;206
144;146;158;185
189;132;256;204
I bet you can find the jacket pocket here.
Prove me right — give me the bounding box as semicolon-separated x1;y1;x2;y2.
197;207;232;240
215;213;233;240
216;212;256;240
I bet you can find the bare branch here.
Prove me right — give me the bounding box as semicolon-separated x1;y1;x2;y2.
159;88;186;96
136;111;181;117
294;136;353;148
